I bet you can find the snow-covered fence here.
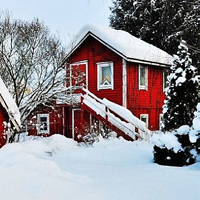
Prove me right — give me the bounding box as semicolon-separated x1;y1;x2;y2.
82;89;151;140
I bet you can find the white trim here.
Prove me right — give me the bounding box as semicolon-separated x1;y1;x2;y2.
140;114;149;128
163;69;169;92
62;107;65;135
122;58;127;108
89;114;92;132
97;62;114;90
72;108;81;139
163;71;165;92
139;65;148;91
37;114;50;134
69;60;88;90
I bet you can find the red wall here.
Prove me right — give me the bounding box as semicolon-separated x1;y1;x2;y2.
28;104;64;137
62;34;168;140
68;36;166;131
126;62;165;130
68;36;123;106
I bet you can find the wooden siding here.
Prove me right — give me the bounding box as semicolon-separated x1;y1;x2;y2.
62;34;167;140
126;62;165;130
68;36;123;106
28;104;64;136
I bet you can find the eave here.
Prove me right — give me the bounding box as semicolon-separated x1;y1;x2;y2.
65;32;171;68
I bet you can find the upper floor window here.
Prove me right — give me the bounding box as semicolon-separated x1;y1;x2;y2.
69;61;88;92
37;114;49;134
139;65;148;90
97;62;114;90
163;69;169;91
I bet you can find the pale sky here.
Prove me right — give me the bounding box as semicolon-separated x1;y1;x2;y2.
1;0;113;45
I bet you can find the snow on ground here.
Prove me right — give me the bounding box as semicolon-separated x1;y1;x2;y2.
0;134;199;200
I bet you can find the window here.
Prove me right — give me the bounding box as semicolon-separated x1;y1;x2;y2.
140;114;149;128
97;62;114;90
69;61;88;92
159;114;164;130
139;65;148;90
37;114;49;134
163;69;169;91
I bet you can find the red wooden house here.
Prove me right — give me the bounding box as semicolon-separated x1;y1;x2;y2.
28;24;172;141
0;76;21;147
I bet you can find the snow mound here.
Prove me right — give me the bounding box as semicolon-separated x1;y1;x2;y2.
0;135;99;200
0;135;199;199
42;134;78;152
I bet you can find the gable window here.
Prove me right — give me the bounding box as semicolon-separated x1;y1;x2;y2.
140;114;149;128
97;62;114;90
37;114;49;134
139;65;148;90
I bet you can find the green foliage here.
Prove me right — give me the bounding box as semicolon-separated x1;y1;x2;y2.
110;0;200;69
162;41;199;131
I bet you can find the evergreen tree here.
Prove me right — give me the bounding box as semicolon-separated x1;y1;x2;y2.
109;0;200;70
162;41;199;131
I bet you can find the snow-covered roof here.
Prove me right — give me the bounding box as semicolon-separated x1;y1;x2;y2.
0;76;21;131
66;24;173;67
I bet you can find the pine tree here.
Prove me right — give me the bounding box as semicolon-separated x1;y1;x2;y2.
109;0;200;70
162;41;199;131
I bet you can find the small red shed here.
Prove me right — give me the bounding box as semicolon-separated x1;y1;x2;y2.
0;76;21;147
28;24;172;141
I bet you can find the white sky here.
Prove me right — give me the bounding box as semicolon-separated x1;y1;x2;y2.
0;0;113;45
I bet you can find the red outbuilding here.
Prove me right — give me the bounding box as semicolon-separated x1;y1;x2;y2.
28;24;172;141
0;76;21;147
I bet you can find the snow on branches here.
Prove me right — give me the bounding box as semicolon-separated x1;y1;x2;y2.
162;40;199;131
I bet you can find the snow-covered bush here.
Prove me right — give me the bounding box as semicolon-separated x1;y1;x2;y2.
152;126;196;166
79;120;99;146
79;120;114;146
189;103;200;153
153;103;200;166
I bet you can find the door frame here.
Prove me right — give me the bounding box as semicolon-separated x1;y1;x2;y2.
72;108;81;140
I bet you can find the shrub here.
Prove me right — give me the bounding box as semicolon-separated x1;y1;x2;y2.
152;129;196;166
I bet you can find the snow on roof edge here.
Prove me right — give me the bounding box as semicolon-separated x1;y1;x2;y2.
0;76;21;130
65;24;173;66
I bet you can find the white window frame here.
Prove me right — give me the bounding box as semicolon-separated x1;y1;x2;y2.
122;58;127;108
163;69;169;92
140;114;149;128
97;62;114;90
69;60;88;90
72;108;81;140
139;65;148;90
159;114;164;130
37;114;50;134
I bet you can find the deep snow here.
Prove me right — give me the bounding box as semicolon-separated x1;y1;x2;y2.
0;134;199;200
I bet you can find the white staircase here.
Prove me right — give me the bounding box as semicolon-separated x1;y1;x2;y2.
82;89;152;140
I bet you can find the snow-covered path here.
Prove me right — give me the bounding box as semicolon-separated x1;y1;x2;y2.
0;135;199;200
